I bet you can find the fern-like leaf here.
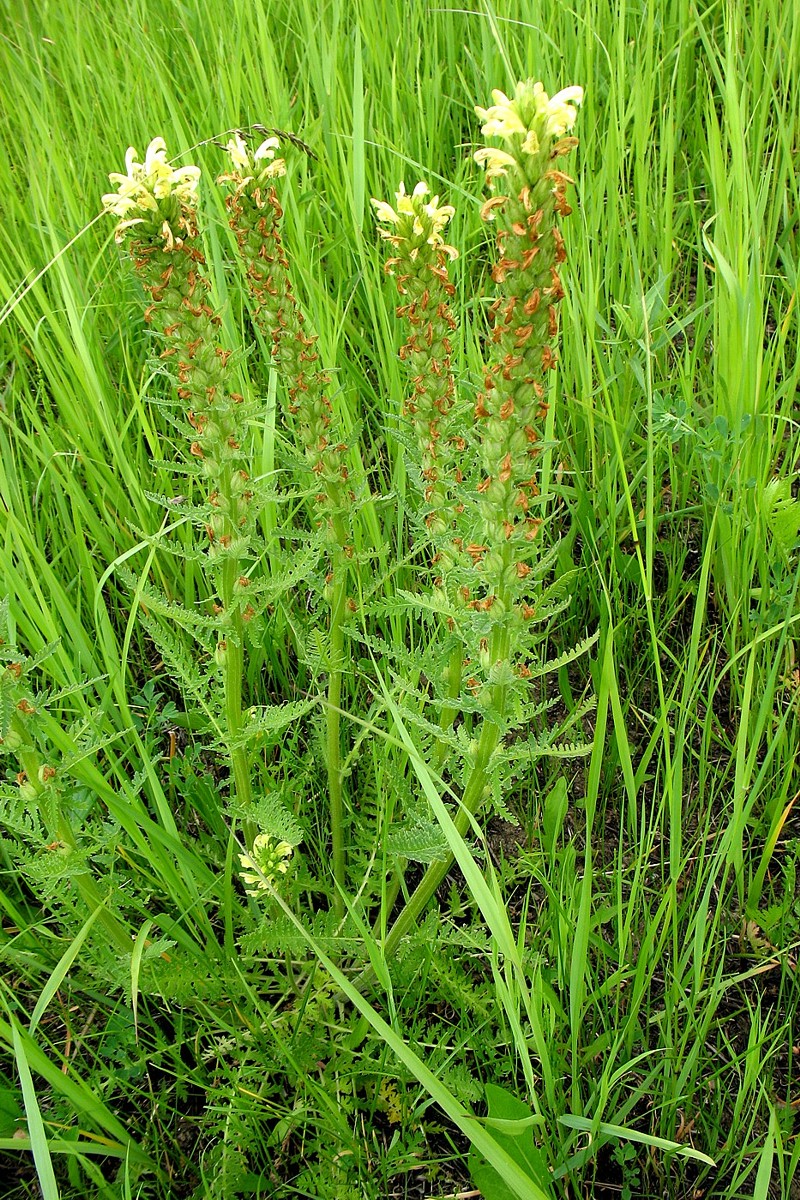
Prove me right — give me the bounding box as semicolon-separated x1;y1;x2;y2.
527;630;599;680
387;819;450;863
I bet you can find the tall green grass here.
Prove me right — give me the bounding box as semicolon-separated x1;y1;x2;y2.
1;0;798;1197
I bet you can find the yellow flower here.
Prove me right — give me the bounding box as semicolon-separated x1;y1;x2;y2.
371;181;457;256
474;89;528;138
220;133;286;185
371;198;399;224
254;135;282;164
238;833;293;897
543;86;584;138
473;146;517;179
225;132;251;171
102;137;200;222
371;181;427;224
474;80;583;150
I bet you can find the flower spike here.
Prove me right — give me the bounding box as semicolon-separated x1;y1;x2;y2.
102;137;200;242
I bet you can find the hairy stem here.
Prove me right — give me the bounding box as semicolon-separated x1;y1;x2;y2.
363;602;513;985
17;743;132;955
327;552;347;919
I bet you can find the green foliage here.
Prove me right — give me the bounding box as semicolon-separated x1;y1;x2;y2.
0;0;798;1197
468;1084;552;1200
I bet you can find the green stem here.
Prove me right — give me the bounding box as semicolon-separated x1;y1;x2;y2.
435;644;464;771
380;710;502;961
378;641;464;932
327;540;348;920
219;473;254;841
223;614;251;802
371;575;514;978
18;744;131;955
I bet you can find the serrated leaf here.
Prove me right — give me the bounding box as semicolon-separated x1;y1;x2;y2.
230;696;320;748
47;676;108;706
486;781;519;826
762;478;800;556
122;574;219;634
138;612;215;711
525;590;573;624
232;791;306;846
144;494;216;526
528;737;594;760
527;631;599;680
0;684;15;741
27;641;61;672
387;821;450;863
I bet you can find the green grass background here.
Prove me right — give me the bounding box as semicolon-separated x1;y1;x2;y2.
0;0;798;1197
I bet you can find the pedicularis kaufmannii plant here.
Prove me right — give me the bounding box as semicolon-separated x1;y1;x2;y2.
369;80;595;958
102;137;258;823
90;78;594;964
216;134;354;917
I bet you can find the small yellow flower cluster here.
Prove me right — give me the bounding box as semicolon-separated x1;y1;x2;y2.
238;833;293;897
219;132;287;189
102;137;200;241
371;181;458;260
475;81;584;147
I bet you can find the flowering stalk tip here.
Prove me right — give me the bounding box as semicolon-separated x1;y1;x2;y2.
102;137;200;243
370;180;458;261
218;132;350;519
370;179;461;544
470;78;583;560
475;81;583;150
218;132;287;187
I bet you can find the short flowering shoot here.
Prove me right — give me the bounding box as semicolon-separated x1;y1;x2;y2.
238;834;294;897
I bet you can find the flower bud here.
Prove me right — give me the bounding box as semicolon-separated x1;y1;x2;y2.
1;727;24;752
17;773;37;802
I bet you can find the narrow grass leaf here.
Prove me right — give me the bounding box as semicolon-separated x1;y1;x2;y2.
558;1114;716;1167
11;1020;60;1200
28;907;104;1036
